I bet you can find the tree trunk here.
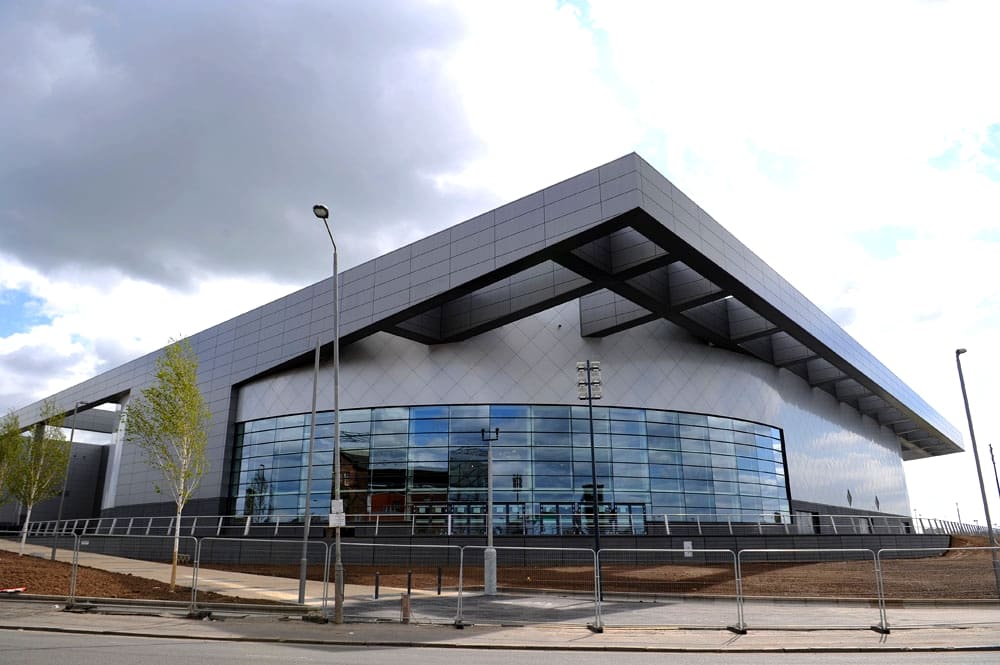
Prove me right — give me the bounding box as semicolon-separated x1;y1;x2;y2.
170;502;182;592
19;504;33;556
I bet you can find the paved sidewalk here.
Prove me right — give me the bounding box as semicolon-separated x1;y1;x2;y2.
1;600;999;653
2;538;1000;652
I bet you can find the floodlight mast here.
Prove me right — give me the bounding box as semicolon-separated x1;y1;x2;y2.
577;360;604;619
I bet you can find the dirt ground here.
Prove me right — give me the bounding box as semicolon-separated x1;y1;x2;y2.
0;549;278;604
1;536;997;602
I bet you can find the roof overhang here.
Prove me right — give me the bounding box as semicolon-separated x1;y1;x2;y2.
326;153;961;460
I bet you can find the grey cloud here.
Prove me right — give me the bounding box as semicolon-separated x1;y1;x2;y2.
92;336;144;373
0;343;82;377
0;0;491;289
0;342;85;410
0;336;137;412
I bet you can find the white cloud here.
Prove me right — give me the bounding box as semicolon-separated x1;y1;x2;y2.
436;1;642;200
0;255;296;408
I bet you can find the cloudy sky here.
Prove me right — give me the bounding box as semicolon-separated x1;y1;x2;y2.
2;0;999;525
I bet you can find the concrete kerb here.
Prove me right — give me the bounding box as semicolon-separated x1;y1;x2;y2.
1;600;1000;653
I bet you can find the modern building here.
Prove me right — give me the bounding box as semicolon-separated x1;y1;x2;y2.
8;153;962;536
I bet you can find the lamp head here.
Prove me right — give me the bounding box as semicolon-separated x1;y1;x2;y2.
956;348;967;356
312;204;329;220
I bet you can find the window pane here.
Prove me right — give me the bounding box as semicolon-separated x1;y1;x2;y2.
371;433;407;448
409;447;448;462
611;448;648;463
651;477;682;491
372;407;409;422
614;475;649;490
648;450;681;465
490;404;529;418
680;438;710;454
412;431;449;447
411;406;448;419
610;419;644;435
450;405;489;418
533;405;570;419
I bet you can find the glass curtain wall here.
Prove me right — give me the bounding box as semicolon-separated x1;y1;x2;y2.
230;404;789;530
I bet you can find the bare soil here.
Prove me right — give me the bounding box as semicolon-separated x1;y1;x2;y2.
0;550;281;604
1;536;996;602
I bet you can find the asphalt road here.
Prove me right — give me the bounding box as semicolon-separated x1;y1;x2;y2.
2;631;1000;665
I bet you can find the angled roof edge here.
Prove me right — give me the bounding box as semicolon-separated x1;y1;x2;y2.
15;153;962;460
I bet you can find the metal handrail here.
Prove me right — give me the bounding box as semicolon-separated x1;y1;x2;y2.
22;510;991;539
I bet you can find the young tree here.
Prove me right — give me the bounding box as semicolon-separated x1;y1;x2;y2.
7;401;69;554
124;338;210;591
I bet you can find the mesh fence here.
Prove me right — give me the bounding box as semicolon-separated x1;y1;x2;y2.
457;546;598;627
70;534;199;607
877;546;1000;628
737;548;882;629
7;528;1000;631
597;548;739;628
197;537;328;610
336;542;461;624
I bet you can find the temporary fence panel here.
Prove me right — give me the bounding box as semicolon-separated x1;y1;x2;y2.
335;542;461;624
457;546;599;628
878;546;1000;628
596;548;739;629
68;534;199;608
737;548;883;630
196;537;329;612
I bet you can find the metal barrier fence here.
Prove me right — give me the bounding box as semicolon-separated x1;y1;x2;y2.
597;548;739;629
878;546;1000;628
196;537;329;614
70;534;200;612
737;548;885;631
3;531;1000;632
458;546;599;628
338;542;461;624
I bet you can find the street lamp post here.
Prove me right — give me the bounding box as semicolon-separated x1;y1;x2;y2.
481;427;499;595
314;204;344;624
955;348;1000;596
51;401;85;560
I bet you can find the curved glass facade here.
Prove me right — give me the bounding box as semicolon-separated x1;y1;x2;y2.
230;404;789;532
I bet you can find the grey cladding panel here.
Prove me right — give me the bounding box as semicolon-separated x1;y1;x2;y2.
495;191;543;224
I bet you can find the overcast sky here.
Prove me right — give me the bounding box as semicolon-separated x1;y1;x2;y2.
2;0;999;525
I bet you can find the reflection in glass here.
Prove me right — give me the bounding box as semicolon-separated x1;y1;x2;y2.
231;403;790;523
